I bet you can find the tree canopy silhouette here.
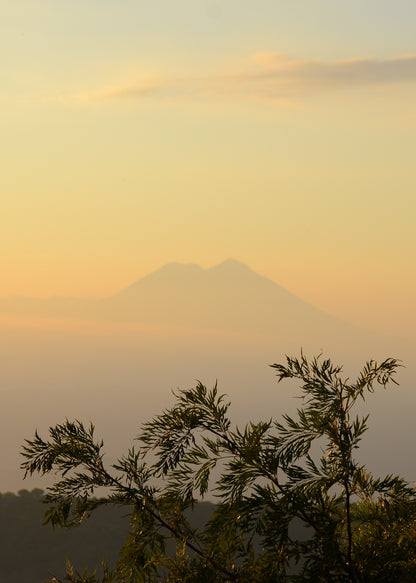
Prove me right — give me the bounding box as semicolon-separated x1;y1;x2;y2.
22;353;416;582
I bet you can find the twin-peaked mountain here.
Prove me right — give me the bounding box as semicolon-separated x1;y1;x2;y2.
1;259;405;392
107;259;346;337
1;259;354;342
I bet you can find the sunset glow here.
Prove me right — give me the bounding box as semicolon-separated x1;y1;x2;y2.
2;1;415;339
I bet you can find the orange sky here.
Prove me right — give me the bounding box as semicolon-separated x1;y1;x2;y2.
2;0;415;340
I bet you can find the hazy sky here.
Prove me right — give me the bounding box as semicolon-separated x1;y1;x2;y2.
2;0;416;338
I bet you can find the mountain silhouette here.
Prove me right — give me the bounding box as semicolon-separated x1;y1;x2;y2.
104;259;347;338
0;259;354;341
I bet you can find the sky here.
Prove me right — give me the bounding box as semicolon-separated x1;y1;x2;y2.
2;0;416;339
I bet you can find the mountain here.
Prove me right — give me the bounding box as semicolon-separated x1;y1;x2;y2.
106;259;339;334
0;259;354;341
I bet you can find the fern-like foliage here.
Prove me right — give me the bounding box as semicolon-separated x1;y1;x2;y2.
21;353;415;583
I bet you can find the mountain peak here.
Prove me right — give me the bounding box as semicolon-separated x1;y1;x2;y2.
157;259;254;275
116;260;257;297
113;259;281;300
209;258;254;273
155;262;203;274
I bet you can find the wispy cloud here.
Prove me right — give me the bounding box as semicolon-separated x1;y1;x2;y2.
75;79;163;103
250;53;416;86
74;53;416;104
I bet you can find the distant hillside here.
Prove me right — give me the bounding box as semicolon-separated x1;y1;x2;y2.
0;489;128;583
0;489;215;583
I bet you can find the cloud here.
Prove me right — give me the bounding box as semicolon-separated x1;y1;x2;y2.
250;52;416;85
74;53;416;104
75;81;162;103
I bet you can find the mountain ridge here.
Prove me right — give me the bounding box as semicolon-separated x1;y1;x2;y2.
112;259;275;298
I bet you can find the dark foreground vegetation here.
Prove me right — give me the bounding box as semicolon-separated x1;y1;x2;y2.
0;489;214;583
18;354;416;582
0;488;128;583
